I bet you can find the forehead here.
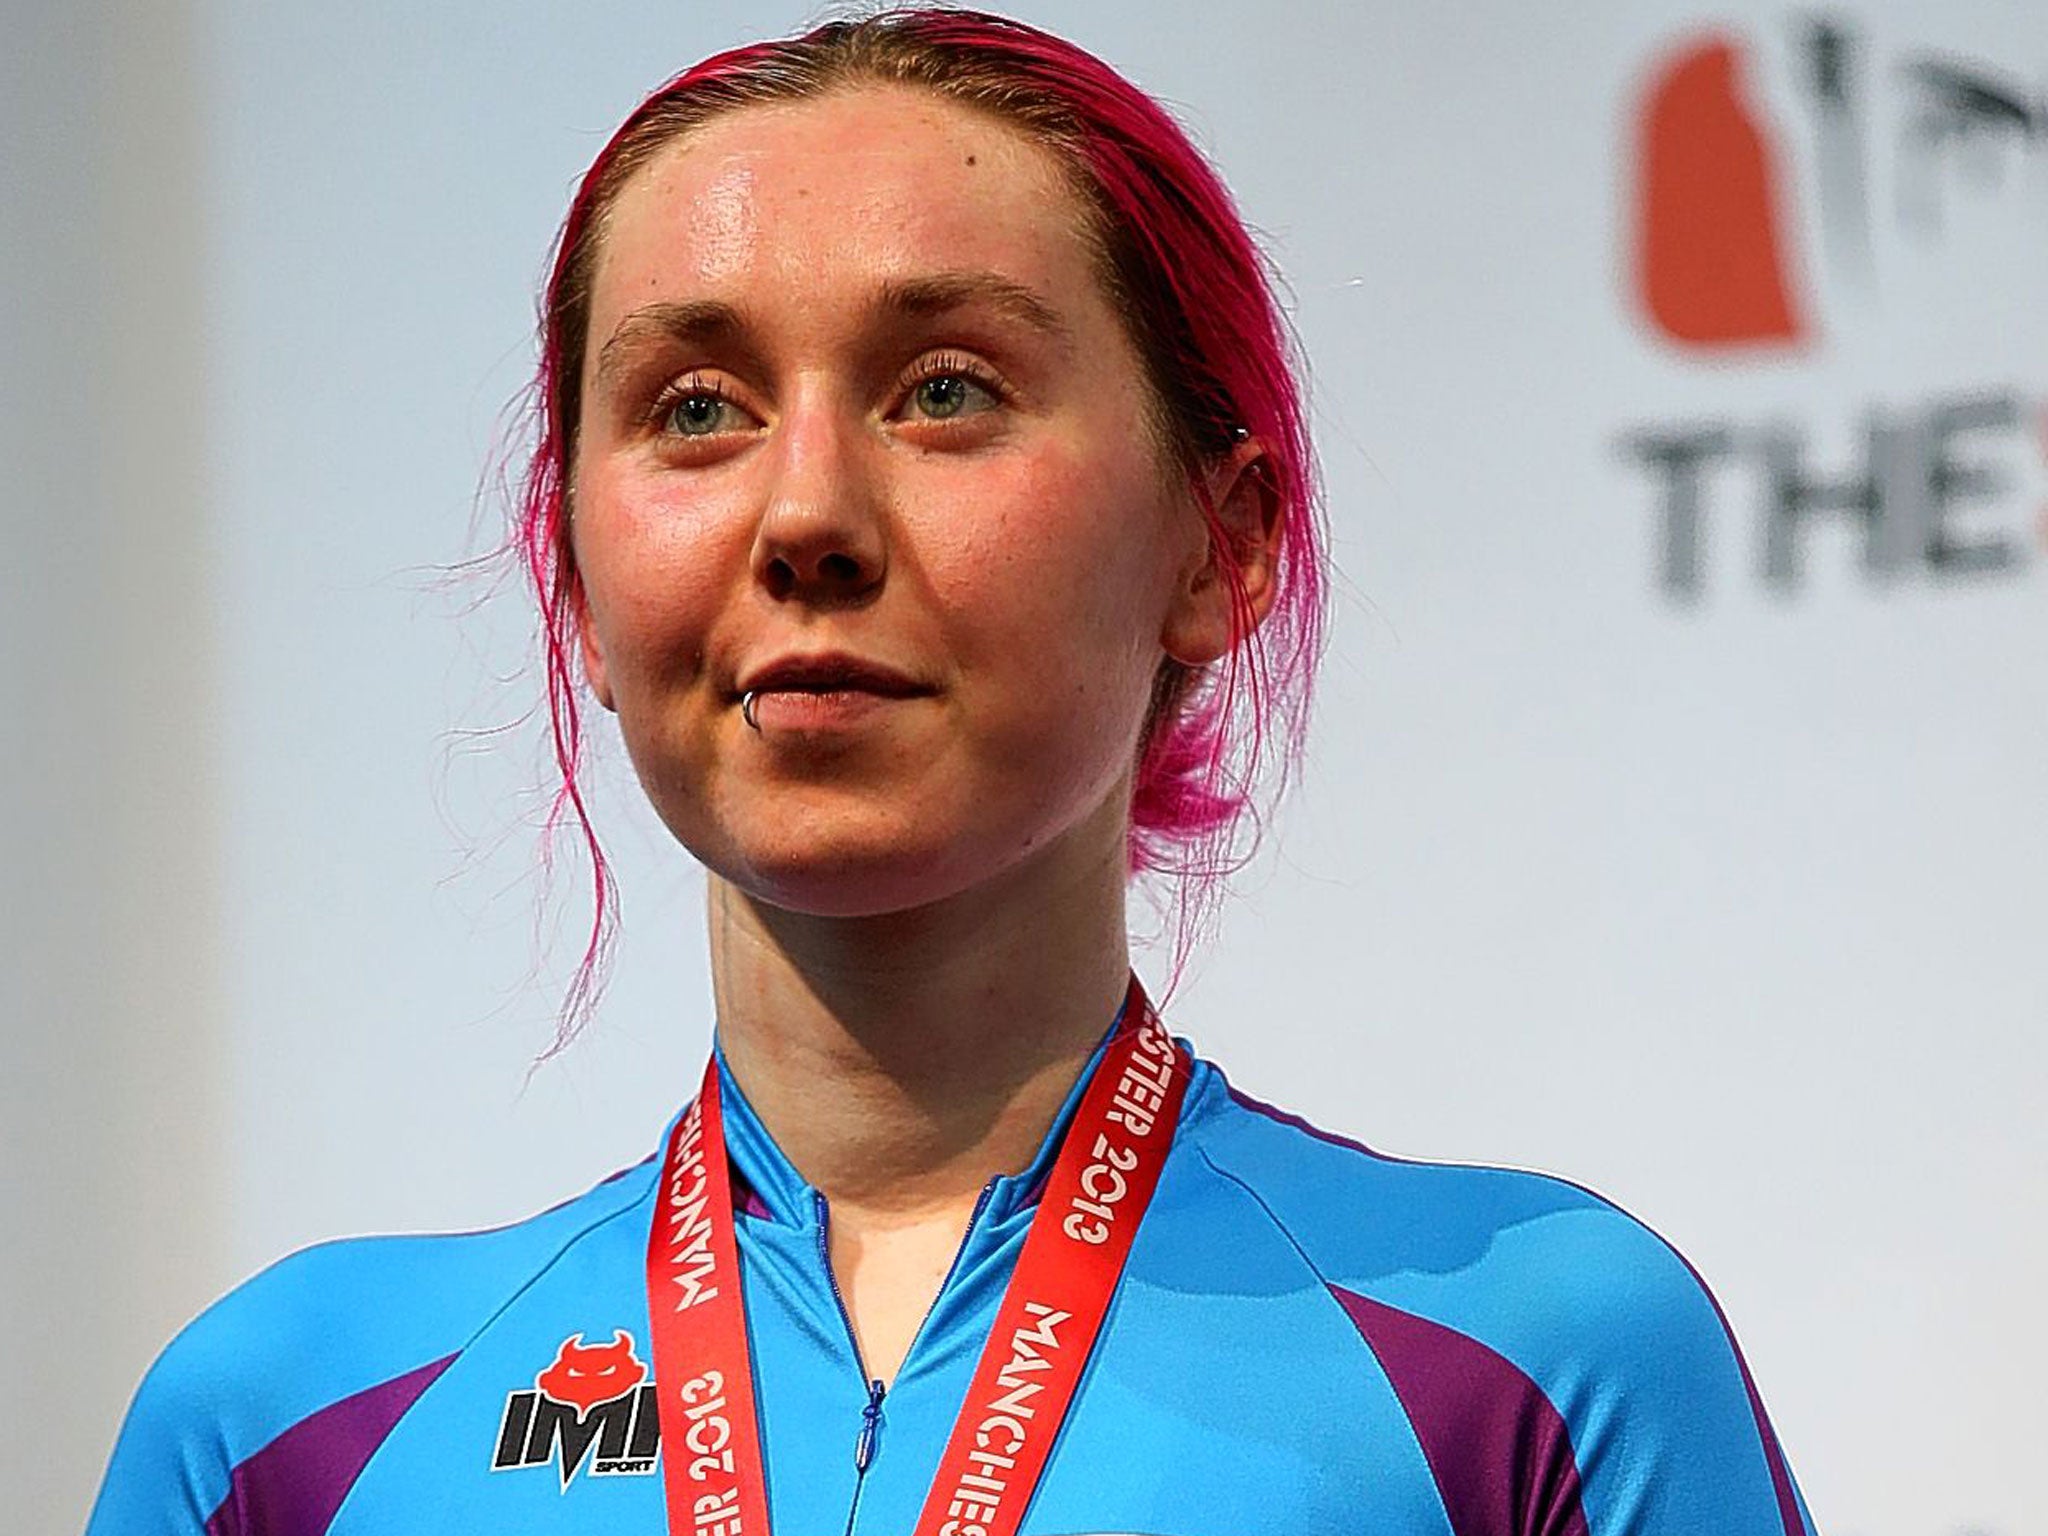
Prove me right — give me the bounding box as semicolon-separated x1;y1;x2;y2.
589;86;1100;338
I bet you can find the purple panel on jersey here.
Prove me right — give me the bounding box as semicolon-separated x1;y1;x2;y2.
730;1164;774;1221
1333;1286;1591;1536
204;1352;457;1536
1248;1077;1805;1535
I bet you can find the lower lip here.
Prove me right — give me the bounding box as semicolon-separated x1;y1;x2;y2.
744;688;922;733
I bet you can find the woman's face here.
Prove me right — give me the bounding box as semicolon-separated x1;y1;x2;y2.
570;86;1236;917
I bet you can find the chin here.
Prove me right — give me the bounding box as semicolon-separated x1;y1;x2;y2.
693;805;1003;919
673;770;1120;920
724;844;994;919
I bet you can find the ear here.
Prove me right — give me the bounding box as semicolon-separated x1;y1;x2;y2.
570;576;618;713
1159;438;1283;667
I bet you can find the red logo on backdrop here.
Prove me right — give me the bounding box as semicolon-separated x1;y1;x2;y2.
1617;15;2045;600
1633;34;1809;349
492;1330;661;1488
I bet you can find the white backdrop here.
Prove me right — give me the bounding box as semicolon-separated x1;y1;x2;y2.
24;3;2045;1533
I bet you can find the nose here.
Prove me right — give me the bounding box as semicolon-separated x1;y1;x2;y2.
749;393;886;607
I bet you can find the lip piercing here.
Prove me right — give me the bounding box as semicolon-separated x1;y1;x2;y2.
740;690;763;731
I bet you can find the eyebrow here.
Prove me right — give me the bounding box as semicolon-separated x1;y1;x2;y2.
593;300;747;396
591;270;1070;396
873;270;1069;340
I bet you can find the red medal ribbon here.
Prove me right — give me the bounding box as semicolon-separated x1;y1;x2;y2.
647;1067;769;1536
645;972;1188;1536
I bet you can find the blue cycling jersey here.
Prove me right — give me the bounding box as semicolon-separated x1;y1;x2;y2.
88;1028;1818;1535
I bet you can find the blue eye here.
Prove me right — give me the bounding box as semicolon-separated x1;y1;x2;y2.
910;372;996;421
916;376;969;418
667;391;730;436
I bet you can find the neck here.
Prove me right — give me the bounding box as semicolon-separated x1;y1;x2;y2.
705;817;1133;1220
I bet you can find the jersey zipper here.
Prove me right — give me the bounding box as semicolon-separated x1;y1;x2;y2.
841;1376;886;1536
816;1192;884;1536
815;1180;996;1536
855;1377;886;1471
896;1179;996;1366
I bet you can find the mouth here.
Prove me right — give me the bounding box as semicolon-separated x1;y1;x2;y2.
732;652;936;736
734;652;932;700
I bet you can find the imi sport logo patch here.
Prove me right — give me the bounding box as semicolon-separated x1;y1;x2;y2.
492;1331;662;1487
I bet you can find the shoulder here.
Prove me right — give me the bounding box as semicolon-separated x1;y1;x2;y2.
85;1151;659;1533
1176;1060;1814;1535
169;1150;659;1409
1187;1064;1693;1325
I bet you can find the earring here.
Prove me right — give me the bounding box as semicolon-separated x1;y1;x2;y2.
740;690;763;731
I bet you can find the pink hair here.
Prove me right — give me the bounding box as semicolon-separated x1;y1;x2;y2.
513;9;1328;1048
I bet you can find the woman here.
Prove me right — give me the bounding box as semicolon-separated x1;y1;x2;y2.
89;11;1817;1534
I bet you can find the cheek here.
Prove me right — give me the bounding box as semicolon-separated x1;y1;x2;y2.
573;465;742;690
915;441;1175;737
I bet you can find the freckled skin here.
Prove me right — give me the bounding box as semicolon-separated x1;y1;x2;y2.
569;87;1257;919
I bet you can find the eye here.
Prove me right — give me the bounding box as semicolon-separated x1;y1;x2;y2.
650;373;755;442
897;354;1003;424
914;374;984;419
666;387;736;437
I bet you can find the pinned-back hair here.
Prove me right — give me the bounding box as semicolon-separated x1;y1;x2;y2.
516;8;1327;1044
